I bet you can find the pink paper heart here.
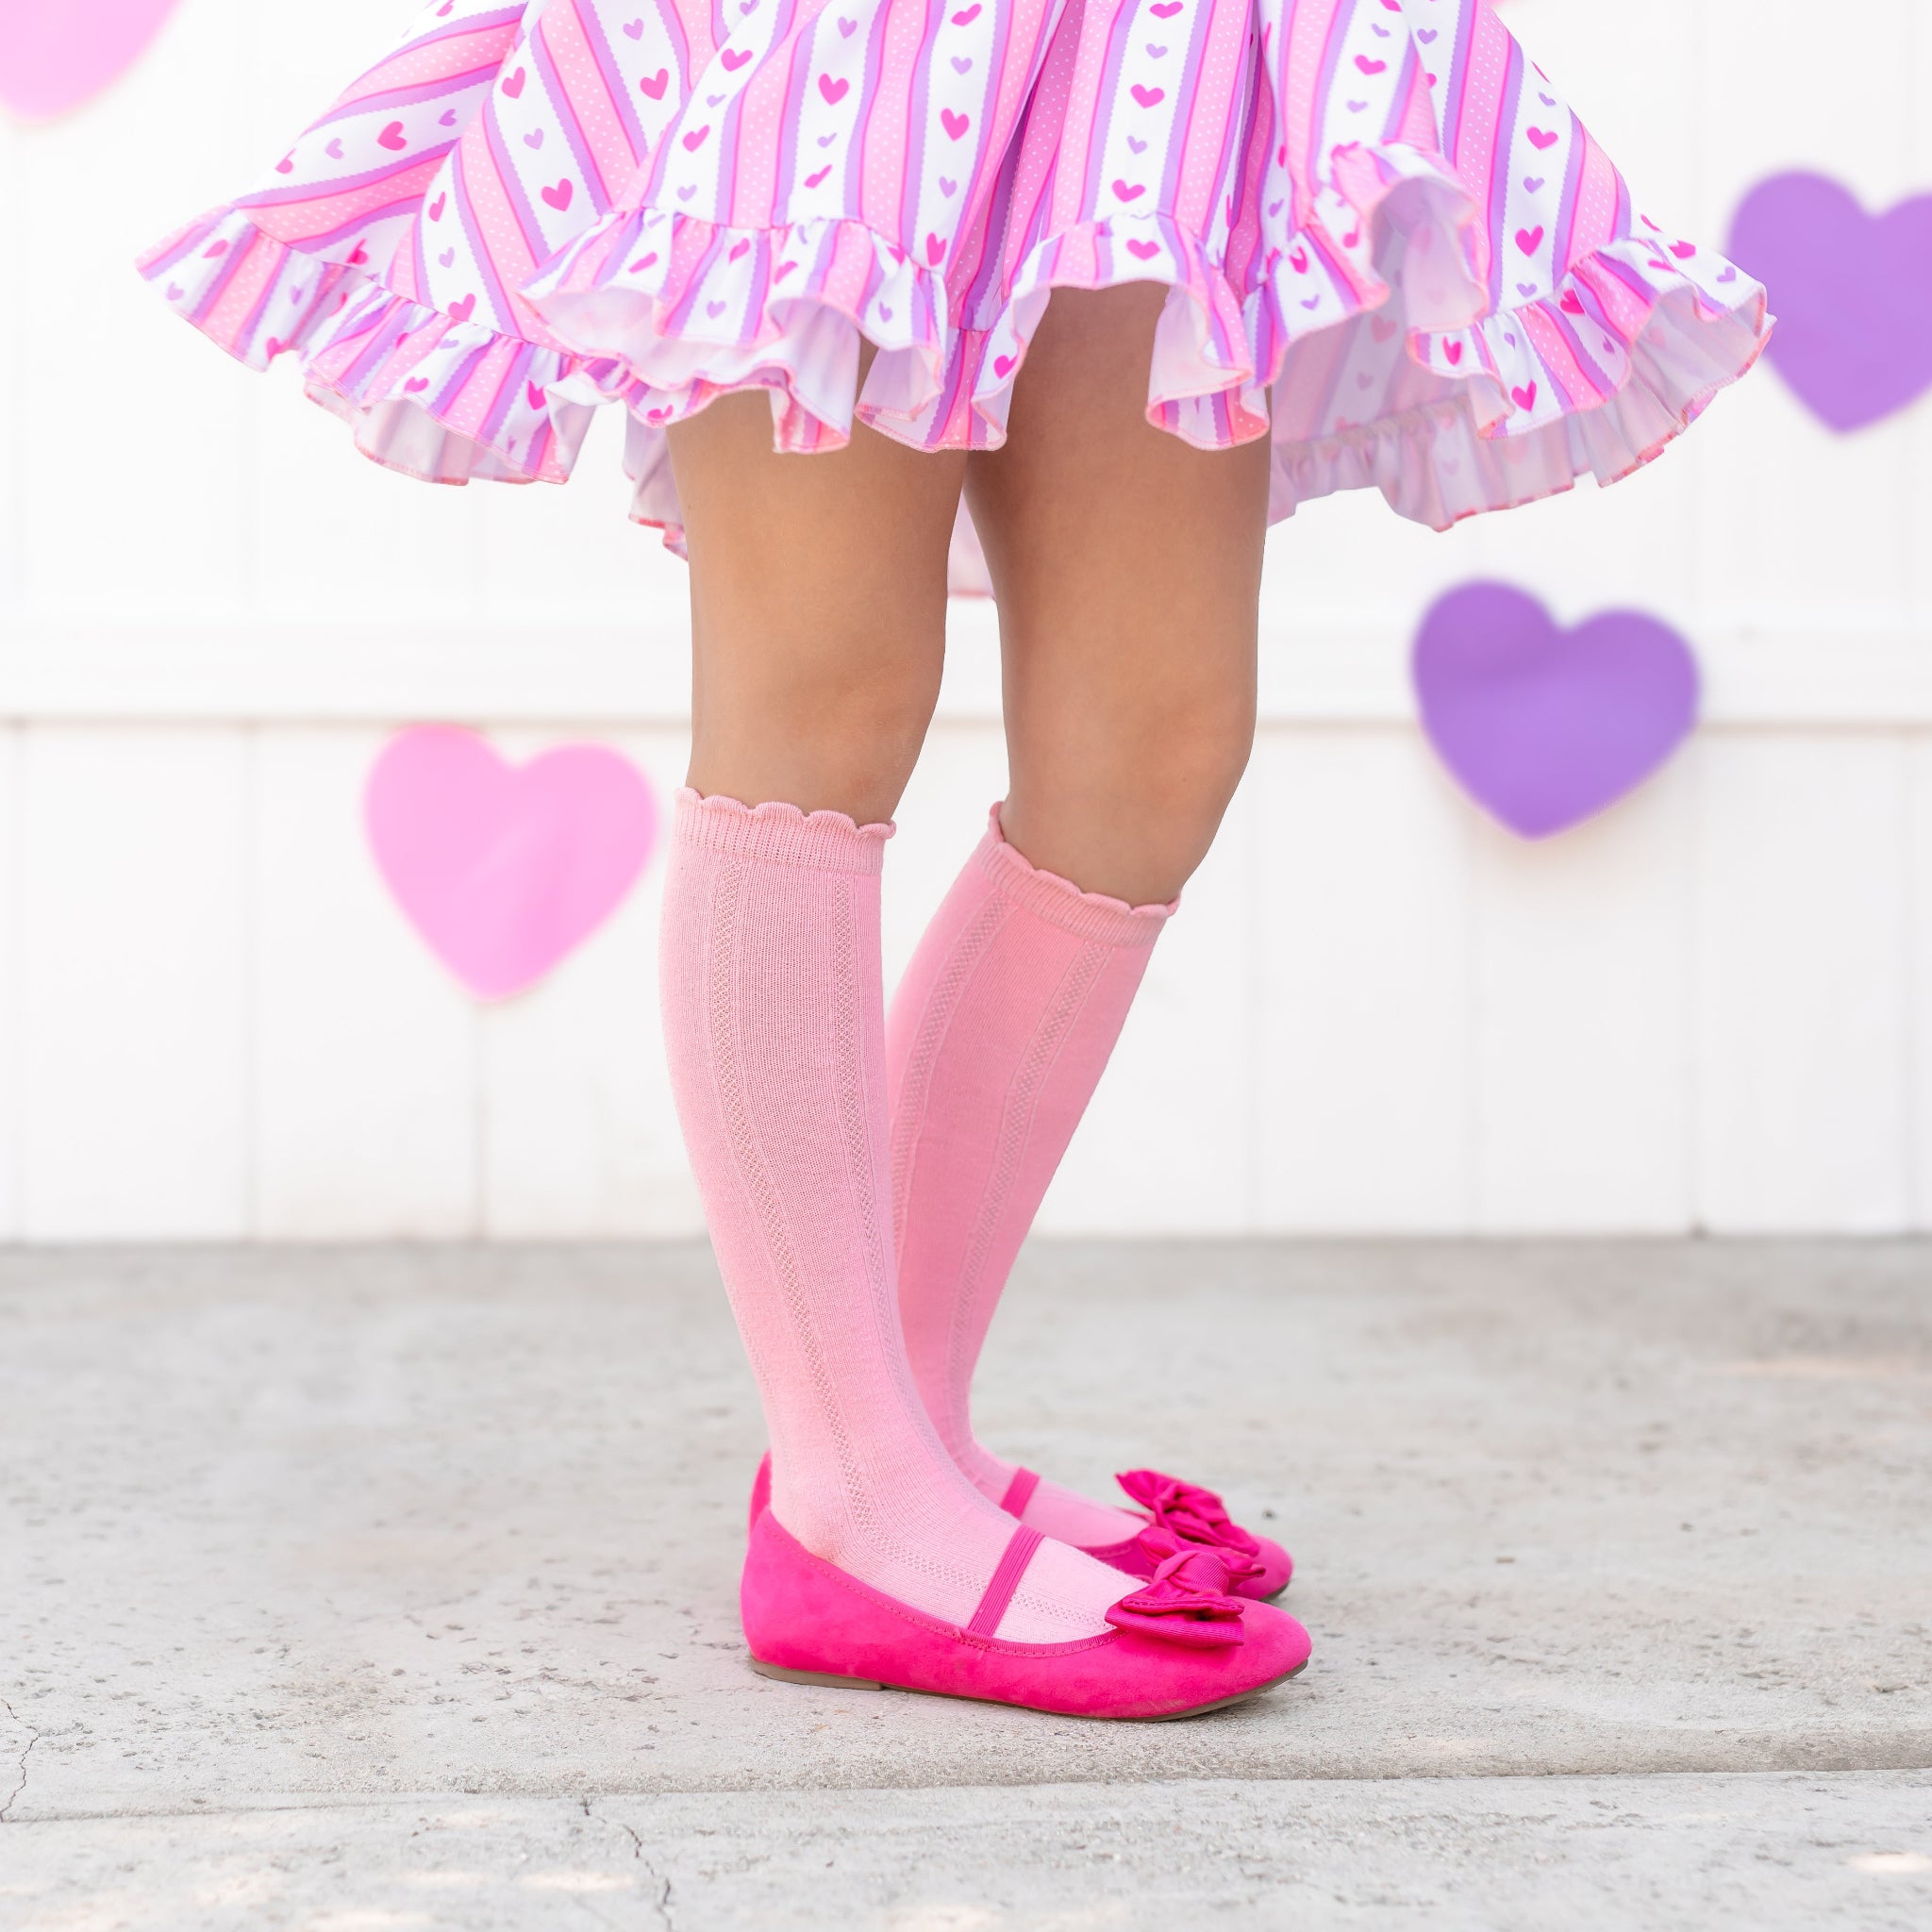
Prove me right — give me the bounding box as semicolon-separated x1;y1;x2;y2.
364;727;657;1000
0;0;185;118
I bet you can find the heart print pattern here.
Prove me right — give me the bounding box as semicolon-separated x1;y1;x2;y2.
139;0;1768;585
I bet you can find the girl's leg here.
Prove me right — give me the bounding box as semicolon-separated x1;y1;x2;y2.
658;388;1132;1638
887;287;1269;1543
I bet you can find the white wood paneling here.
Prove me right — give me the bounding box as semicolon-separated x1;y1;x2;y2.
1909;739;1932;1230
0;728;18;1237
472;417;692;622
254;728;479;1237
23;0;256;623
883;718;1010;986
478;726;699;1238
1254;728;1476;1232
20;727;251;1238
1694;734;1913;1232
250;403;492;629
1696;0;1920;634
1040;772;1260;1236
1;2;1929;1241
0;117;22;624
1471;760;1695;1232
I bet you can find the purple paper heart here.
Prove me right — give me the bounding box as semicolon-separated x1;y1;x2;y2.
1412;583;1699;839
1726;171;1932;432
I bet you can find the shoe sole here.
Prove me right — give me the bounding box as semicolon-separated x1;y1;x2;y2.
748;1656;1307;1721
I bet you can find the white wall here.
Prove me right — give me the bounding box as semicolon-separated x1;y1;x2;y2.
2;0;1931;1238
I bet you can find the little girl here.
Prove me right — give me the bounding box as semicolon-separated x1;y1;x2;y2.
142;0;1769;1719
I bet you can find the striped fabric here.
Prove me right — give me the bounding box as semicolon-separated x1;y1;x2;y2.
138;0;1769;590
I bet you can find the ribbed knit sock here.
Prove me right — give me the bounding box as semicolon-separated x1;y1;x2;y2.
887;805;1174;1550
658;788;1127;1641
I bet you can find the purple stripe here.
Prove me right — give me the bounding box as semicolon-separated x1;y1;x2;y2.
954;0;1026;316
314;67;502;130
237;155;441;212
182;232;252;329
429;334;496;412
894;0;944;266
1306;0;1356;189
1154;0;1222;220
335;310;413;391
1549;123;1586;275
636;7;696;203
1595;251;1660;311
145;217;226;278
1547;308;1615;399
960;125;1022;321
529;19;610;205
412;180;434;300
577;0;653;174
234;248;291;349
1439;0;1479;163
772;10;817;222
335;8;526;97
1080;5;1141;216
715;0;796;226
475;346;530;442
1225;50;1270;293
1380;39;1418;145
1199;28;1261;298
1483;37;1524;308
291;198;425;254
449;146;524;327
481;109;553;266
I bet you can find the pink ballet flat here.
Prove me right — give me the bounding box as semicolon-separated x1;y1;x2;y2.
741;1506;1310;1720
1001;1466;1294;1602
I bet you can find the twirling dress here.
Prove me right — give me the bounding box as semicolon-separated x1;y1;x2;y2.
138;0;1771;592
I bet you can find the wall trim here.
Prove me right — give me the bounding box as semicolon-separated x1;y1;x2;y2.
3;614;1929;725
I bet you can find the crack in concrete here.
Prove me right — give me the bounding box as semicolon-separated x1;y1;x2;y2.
1;1699;40;1824
606;1810;675;1932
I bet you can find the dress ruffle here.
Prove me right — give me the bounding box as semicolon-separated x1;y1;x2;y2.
137;0;1771;594
142;204;618;488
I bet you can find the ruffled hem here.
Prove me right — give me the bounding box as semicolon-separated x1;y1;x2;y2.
513;139;1767;574
1249;149;1774;529
142;125;1771;588
528;207;952;450
137;204;624;491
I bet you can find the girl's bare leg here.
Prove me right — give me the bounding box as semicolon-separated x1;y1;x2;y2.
965;283;1271;902
668;375;967;822
656;379;1134;1642
883;289;1277;1559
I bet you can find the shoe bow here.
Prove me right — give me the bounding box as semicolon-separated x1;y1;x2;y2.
1116;1467;1264;1580
1102;1530;1248;1648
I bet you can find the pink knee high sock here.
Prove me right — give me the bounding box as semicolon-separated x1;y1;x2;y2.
658;789;1127;1640
887;805;1174;1549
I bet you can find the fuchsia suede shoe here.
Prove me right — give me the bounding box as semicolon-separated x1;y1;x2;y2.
749;1455;1293;1599
741;1506;1310;1720
1001;1467;1294;1601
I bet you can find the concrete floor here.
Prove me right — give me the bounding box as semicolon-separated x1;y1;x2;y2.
1;1241;1927;1929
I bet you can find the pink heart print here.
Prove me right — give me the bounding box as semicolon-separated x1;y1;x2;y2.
0;0;184;117
364;727;658;1001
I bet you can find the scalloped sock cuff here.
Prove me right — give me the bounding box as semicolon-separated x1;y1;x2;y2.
886;804;1173;1548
